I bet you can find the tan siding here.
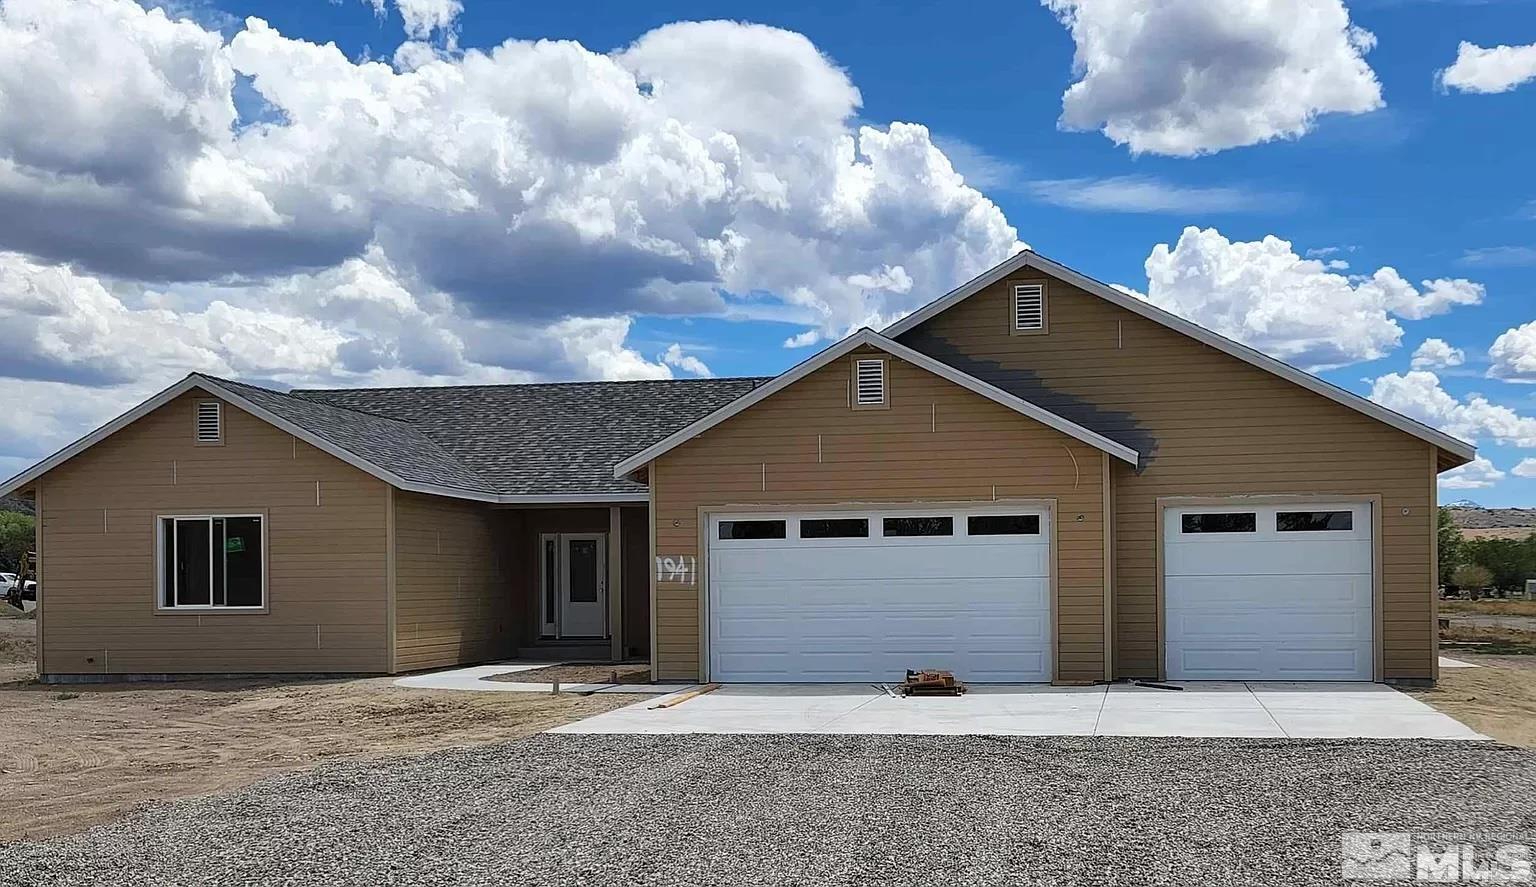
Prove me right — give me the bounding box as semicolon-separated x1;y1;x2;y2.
393;492;514;671
902;276;1437;680
652;347;1107;683
39;391;390;676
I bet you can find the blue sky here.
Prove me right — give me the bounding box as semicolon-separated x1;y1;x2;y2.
0;0;1534;503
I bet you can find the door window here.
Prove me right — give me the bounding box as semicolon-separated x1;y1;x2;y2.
567;539;599;603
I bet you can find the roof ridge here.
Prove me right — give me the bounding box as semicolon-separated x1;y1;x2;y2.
290;375;772;395
193;373;427;429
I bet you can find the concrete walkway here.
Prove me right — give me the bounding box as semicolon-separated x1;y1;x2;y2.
551;681;1489;739
393;662;692;695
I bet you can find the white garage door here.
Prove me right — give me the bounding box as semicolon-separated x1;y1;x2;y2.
1164;502;1374;681
708;508;1051;682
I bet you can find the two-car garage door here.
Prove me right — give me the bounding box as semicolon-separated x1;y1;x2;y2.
707;508;1051;683
1164;502;1374;681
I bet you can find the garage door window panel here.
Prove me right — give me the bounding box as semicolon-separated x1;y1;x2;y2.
1180;512;1256;534
718;520;787;541
967;515;1041;536
800;518;869;539
1277;511;1353;532
883;516;953;537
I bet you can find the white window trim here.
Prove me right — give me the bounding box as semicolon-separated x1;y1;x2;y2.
194;400;223;446
154;513;268;612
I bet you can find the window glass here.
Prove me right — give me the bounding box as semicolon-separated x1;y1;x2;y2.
223;517;263;606
800;518;869;539
1277;510;1353;532
1180;512;1256;534
162;516;262;608
968;515;1041;536
174;518;212;605
719;520;787;540
883;516;954;537
567;539;598;603
543;538;557;624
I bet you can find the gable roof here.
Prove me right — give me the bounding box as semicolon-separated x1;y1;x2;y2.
882;249;1478;466
0;373;767;503
612;328;1140;479
292;377;766;497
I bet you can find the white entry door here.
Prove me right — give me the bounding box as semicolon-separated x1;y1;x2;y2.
1164;502;1374;681
707;507;1052;683
545;533;607;638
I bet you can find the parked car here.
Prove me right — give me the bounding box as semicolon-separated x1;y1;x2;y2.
0;572;15;593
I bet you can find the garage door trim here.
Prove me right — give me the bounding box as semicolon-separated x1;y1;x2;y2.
1154;494;1383;682
696;499;1059;683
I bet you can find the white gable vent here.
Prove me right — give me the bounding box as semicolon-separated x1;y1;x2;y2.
853;358;886;407
1013;283;1046;333
195;400;222;444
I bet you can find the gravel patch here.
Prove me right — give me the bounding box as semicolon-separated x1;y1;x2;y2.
5;735;1535;886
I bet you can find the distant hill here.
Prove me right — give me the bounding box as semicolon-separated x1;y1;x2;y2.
1448;505;1536;540
0;495;32;516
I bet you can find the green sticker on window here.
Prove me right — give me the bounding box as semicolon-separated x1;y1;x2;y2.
225;537;245;553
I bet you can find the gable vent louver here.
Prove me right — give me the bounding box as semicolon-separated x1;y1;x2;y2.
854;359;886;406
1013;283;1045;331
196;401;222;443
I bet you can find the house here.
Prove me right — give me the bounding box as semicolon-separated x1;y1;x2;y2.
0;251;1476;684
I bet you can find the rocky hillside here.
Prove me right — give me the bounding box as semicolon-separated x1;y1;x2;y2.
1448;505;1536;540
0;495;32;516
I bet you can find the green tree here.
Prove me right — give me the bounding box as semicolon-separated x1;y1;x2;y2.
0;510;33;572
1437;507;1464;587
1451;563;1493;591
1463;535;1536;593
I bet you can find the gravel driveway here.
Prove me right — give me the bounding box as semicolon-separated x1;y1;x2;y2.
6;735;1535;886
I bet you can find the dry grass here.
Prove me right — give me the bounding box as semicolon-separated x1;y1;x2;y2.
1409;656;1536;748
0;617;644;842
1440;599;1536;617
486;663;652;684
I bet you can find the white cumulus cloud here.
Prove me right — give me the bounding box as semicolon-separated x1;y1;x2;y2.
1140;228;1483;370
1513;458;1536;479
1438;41;1536;95
1040;0;1383;156
1369;371;1536;448
1411;338;1465;370
660;344;713;377
1438;456;1505;490
1489;321;1536;383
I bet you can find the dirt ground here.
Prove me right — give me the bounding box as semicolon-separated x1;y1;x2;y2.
1409;654;1536;748
487;662;652;684
1440;599;1536;617
0;617;645;842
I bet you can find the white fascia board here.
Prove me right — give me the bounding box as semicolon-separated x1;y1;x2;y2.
613;328;1139;479
883;251;1478;463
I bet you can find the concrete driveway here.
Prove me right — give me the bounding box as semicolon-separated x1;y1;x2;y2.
551;681;1488;739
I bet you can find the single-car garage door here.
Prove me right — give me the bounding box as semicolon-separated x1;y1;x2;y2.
707;507;1051;682
1164;502;1374;681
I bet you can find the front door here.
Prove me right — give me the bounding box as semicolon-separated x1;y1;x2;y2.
555;533;607;638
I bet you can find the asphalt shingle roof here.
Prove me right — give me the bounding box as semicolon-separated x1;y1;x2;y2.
205;375;768;499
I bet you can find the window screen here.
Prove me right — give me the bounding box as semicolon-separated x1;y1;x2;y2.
800;518;869;539
1277;510;1353;532
968;515;1041;536
1180;512;1256;534
718;520;787;540
883;516;953;537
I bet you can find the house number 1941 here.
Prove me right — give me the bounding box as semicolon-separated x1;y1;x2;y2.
656;555;697;585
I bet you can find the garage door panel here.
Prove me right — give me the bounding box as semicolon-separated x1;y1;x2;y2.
1164;503;1374;682
710;508;1052;683
1165;540;1372;577
711;545;1047;582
